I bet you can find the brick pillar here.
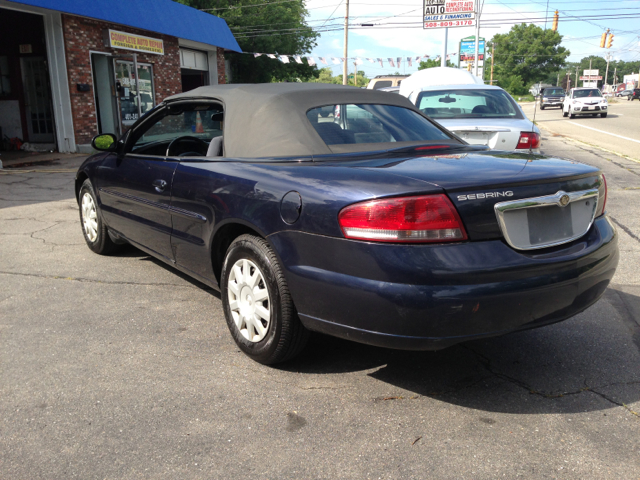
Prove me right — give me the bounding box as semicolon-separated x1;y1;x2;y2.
217;49;226;84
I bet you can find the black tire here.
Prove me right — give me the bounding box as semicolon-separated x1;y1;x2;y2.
569;111;575;119
563;109;568;117
601;113;607;118
540;105;545;110
78;179;119;255
220;234;309;365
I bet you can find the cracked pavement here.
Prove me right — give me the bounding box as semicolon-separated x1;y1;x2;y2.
1;141;639;479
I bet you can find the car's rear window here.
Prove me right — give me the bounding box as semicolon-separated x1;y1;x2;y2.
544;88;564;96
415;89;523;120
372;81;393;89
306;104;452;145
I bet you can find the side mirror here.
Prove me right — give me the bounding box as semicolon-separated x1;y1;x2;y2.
91;133;117;151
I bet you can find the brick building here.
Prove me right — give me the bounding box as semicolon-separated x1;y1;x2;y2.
0;0;240;152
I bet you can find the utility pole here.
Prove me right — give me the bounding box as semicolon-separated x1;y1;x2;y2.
557;72;559;87
613;67;617;85
473;0;480;76
567;72;571;90
490;43;495;84
353;61;357;87
604;53;611;90
575;66;579;88
342;0;349;85
441;28;448;68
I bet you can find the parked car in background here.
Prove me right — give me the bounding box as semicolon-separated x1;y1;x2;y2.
539;87;565;109
77;83;617;364
613;84;627;96
367;74;408;90
529;83;553;97
628;88;640;101
617;89;633;98
562;88;608;118
399;67;541;152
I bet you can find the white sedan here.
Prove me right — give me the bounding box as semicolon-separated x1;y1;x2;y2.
562;88;608;118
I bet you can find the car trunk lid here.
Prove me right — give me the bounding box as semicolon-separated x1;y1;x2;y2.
354;151;602;242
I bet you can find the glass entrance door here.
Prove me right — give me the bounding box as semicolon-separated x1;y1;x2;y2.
115;61;155;128
20;56;54;143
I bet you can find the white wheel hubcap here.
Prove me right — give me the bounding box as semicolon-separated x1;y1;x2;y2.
81;192;98;242
227;259;270;343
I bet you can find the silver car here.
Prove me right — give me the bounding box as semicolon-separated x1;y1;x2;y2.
404;84;541;153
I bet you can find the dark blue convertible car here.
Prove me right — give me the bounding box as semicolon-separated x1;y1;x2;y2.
77;83;618;364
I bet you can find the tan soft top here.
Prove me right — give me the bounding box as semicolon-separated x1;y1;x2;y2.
164;83;424;158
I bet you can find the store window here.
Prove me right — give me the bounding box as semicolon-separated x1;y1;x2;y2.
0;56;11;96
115;61;155;126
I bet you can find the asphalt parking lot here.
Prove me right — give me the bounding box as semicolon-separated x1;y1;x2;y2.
1;134;639;479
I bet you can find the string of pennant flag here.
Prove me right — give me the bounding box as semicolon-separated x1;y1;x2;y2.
250;52;457;68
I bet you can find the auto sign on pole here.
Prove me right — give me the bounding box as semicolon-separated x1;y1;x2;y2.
423;0;476;29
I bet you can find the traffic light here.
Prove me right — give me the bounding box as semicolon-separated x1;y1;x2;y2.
606;33;614;48
552;10;559;31
599;31;607;48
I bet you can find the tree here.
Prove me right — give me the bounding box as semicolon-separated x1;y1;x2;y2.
310;67;369;87
488;23;569;95
175;0;319;83
418;58;456;70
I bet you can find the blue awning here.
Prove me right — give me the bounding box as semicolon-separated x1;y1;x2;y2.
7;0;242;52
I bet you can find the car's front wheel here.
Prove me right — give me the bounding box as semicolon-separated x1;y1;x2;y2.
601;113;607;118
562;107;568;117
221;234;309;364
79;179;119;255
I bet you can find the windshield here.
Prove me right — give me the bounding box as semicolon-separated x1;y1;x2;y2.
415;89;523;120
306;104;452;145
544;88;564;96
573;89;602;98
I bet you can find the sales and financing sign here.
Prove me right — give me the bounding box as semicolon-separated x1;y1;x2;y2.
108;30;164;55
424;0;476;29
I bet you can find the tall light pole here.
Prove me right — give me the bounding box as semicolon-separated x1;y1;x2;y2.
473;0;481;76
343;0;349;85
441;28;448;68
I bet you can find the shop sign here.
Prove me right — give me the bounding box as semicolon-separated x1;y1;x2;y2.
107;30;164;55
424;0;476;29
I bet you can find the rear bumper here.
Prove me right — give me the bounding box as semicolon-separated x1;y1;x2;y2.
269;216;618;350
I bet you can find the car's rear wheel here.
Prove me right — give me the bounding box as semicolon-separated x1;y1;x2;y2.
562;108;568;117
79;179;119;255
221;234;309;364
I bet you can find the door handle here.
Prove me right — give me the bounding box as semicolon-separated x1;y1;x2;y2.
152;179;167;192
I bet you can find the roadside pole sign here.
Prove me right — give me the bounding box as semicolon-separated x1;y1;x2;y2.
582;70;600;88
459;35;484;69
424;0;476;29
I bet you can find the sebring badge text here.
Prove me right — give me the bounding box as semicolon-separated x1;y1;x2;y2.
457;191;514;201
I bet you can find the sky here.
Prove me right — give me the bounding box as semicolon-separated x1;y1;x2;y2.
297;0;640;78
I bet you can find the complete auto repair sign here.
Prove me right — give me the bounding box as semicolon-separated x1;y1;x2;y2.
424;0;475;29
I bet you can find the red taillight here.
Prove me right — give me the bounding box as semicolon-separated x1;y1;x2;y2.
338;194;468;243
515;131;541;150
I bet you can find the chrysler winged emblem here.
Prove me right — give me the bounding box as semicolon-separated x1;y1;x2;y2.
559;194;570;207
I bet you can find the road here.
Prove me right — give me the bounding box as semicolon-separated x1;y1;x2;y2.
522;99;640;161
1;136;639;479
